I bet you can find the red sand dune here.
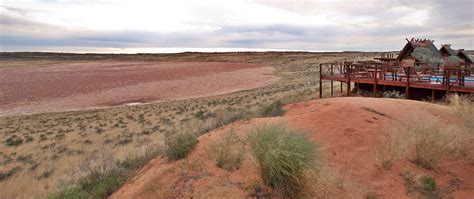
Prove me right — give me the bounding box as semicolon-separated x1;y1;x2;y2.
111;97;473;198
0;61;278;115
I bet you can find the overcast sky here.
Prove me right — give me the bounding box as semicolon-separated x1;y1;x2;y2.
1;0;473;53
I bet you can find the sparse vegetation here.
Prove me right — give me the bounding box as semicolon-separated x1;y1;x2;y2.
248;123;317;197
164;130;198;160
210;129;244;171
447;94;474;130
382;90;405;99
376;114;468;170
48;150;160;199
0;52;375;198
260;100;285;117
0;166;22;182
401;171;440;198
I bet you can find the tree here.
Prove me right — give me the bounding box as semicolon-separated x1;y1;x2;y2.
411;47;432;64
446;55;462;65
411;47;444;67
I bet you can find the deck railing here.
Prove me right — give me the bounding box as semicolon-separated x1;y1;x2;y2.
319;61;473;98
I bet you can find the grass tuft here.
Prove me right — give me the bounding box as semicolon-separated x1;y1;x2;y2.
48;147;163;199
210;129;244;171
376;114;467;170
248;123;317;197
260;100;285;117
401;171;440;198
447;94;474;131
164;129;198;160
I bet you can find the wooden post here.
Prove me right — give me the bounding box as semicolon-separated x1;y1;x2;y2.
406;67;410;99
340;63;343;93
319;64;323;99
373;64;378;97
347;65;351;97
431;89;435;101
447;67;451;92
330;64;334;97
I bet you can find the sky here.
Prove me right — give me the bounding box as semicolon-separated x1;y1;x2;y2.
1;0;473;53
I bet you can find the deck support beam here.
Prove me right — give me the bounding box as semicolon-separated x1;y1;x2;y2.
319;63;322;99
432;89;435;101
373;64;378;97
330;64;334;97
347;66;351;97
340;63;343;93
406;67;410;99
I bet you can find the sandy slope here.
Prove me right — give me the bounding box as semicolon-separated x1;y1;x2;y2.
111;97;473;198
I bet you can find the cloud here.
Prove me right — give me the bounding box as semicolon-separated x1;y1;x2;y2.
0;0;473;52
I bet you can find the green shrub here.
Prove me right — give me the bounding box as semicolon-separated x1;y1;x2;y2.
0;166;22;182
5;136;23;147
211;129;244;171
401;171;439;198
248;124;317;197
421;176;437;192
165;130;198;160
48;149;161;199
382;90;405;99
260;100;285;117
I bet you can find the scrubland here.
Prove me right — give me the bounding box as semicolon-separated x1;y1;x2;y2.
0;52;373;198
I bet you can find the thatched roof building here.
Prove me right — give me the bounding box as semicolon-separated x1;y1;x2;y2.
439;44;473;64
397;38;440;62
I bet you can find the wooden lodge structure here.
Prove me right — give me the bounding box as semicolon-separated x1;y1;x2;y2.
439;44;473;64
319;38;474;100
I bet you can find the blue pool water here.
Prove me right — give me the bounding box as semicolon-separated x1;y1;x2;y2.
384;75;474;83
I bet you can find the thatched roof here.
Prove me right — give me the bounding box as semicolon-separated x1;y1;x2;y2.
439;44;457;56
458;50;473;63
439;44;473;63
397;38;440;61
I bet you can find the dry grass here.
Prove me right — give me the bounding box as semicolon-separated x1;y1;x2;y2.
0;52;377;198
209;128;245;171
447;94;474;131
248;123;317;197
376;113;469;170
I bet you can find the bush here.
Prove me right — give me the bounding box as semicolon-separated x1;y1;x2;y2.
447;94;474;130
165;130;198;160
210;129;244;171
375;126;411;170
376;114;467;170
401;171;439;198
260;100;285;117
382;90;405;99
421;176;437;192
48;153;153;199
5;136;23;147
411;120;463;169
248;124;317;197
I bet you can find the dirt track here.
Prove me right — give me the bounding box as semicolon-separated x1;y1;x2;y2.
0;61;278;116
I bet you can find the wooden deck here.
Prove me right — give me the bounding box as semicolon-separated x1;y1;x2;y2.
319;61;474;99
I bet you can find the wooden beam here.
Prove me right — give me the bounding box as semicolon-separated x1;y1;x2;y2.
406;67;410;99
373;64;377;97
330;64;334;97
340;63;343;93
432;89;435;101
319;63;322;99
347;65;351;97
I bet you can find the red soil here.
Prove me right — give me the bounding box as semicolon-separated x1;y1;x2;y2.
0;61;278;116
111;97;474;198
